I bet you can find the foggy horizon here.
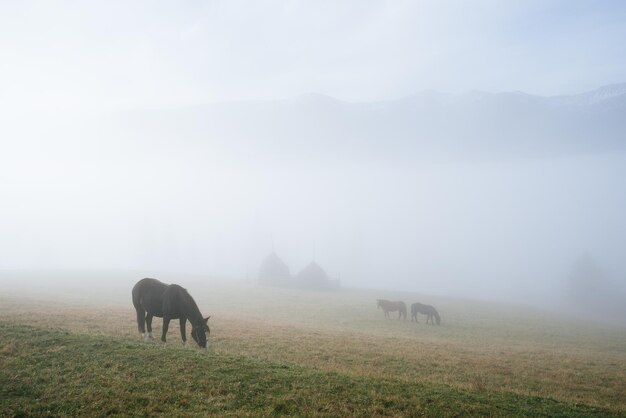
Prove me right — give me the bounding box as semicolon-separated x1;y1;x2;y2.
2;1;626;322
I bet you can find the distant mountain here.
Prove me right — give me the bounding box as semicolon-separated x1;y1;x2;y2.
100;83;626;160
549;83;626;106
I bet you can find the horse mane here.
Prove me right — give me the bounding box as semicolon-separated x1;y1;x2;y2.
174;286;203;325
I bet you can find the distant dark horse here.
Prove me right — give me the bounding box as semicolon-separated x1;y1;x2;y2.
411;302;441;325
132;278;211;348
377;299;407;320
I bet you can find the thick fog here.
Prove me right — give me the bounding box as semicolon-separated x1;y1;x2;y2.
1;1;626;319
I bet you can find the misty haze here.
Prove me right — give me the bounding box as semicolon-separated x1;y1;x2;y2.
1;1;625;417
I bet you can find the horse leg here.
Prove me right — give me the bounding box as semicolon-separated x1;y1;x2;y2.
135;307;146;336
179;318;187;346
161;317;171;343
145;314;154;339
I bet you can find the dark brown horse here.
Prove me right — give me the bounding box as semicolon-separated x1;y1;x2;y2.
377;299;407;320
132;278;211;348
411;302;441;325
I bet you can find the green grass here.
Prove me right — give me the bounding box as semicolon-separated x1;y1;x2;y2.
0;322;621;417
0;271;625;416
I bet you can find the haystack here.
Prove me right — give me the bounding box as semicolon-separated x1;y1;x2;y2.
258;252;291;286
295;261;330;290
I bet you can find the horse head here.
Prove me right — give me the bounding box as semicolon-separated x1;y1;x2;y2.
376;299;381;309
191;316;211;349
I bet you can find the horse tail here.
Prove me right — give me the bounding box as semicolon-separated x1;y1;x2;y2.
132;284;145;333
401;302;407;320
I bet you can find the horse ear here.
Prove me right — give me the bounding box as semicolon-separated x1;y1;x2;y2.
204;316;210;323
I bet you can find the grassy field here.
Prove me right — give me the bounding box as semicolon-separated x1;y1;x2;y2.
1;270;625;416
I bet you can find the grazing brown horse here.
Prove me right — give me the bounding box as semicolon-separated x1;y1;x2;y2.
411;302;441;325
132;278;211;348
377;299;407;320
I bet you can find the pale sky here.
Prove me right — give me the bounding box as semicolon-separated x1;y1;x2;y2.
1;1;626;307
1;0;625;110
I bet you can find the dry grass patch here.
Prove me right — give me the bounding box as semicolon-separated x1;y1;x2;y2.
1;294;625;413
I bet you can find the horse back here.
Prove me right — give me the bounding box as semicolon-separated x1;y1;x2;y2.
161;284;190;318
380;299;406;311
411;302;427;314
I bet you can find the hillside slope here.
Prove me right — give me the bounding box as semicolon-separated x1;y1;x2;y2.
0;323;620;417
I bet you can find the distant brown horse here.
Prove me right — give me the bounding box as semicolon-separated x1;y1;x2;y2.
377;299;407;320
411;302;441;325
